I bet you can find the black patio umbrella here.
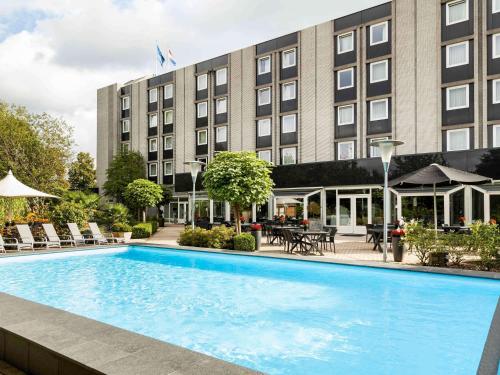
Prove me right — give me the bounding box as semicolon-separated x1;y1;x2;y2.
389;163;491;231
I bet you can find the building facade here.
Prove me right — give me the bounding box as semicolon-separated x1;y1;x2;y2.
97;0;500;233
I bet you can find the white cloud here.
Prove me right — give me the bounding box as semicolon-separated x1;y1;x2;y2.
0;0;384;159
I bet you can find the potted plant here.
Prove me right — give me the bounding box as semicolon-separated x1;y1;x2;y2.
391;228;405;262
300;219;310;231
279;215;285;226
111;223;133;242
250;223;262;250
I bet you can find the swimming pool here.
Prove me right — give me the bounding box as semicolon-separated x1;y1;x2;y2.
0;246;498;374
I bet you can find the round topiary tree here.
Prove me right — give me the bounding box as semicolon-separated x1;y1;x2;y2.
124;179;163;222
203;151;274;234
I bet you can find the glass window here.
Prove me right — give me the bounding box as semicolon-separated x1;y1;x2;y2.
216;68;227;86
164;136;173;150
493;124;500;147
164;162;173;176
197;74;208;91
282;81;296;101
149;113;158;128
446;85;469;110
197;130;207;145
148;88;157;103
337;32;354;54
369;137;389;157
216;126;227;143
338;68;354;89
282;48;296;68
338;105;354;125
338;141;354;160
121;119;130;133
149;163;157;177
164;84;173;99
148;138;158;152
446;41;468;68
121;143;130;152
493;34;500;59
258;150;272;162
282;114;296;133
370;21;388;45
493;80;500;104
281;147;297;165
447;128;469;151
494;0;500;13
446;0;468;25
370;99;389;121
216;97;227;114
121;96;130;110
164;110;173;124
257;119;271;137
197;101;208;118
370;60;388;83
258;56;271;75
258;87;271;105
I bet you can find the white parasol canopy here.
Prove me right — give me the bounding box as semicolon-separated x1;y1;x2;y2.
0;170;58;198
276;197;301;205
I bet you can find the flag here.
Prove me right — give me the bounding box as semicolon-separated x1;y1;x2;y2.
156;45;166;67
167;49;176;66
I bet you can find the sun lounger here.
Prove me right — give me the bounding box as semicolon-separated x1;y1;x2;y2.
42;224;76;247
66;223;88;246
16;224;60;250
88;222;124;244
0;234;28;253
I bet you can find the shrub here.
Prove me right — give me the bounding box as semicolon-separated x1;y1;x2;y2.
441;232;470;266
111;222;133;232
131;222;154;239
234;233;255;251
469;221;500;270
97;203;130;229
50;201;88;230
403;221;437;265
206;225;235;249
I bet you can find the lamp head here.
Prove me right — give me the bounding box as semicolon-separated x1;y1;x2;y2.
371;140;404;165
184;160;205;181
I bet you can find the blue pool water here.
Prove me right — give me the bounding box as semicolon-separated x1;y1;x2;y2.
0;246;498;374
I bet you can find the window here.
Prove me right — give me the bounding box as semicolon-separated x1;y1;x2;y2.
282;114;296;133
197;74;208;91
148;138;158;152
282;81;296;101
216;97;227;114
121;143;130;152
446;0;468;26
121;96;130;110
370;99;389;121
148;88;157;103
369;137;389;158
337;105;354;125
446;85;469;110
337;31;354;54
281;147;297;165
493;124;500;147
493;80;500;104
257;119;271;137
164;162;173;176
370;60;388;83
494;0;500;13
149;163;158;177
258;150;272;163
197;129;207;145
370;21;388;45
447;128;469;151
164;84;173;99
446;41;469;67
258;56;271;75
493;34;500;59
164;136;173;150
196;157;207;171
197;101;208;118
216;126;227;143
258;87;271;106
337;68;354;90
282;48;296;69
216;68;227;86
121;119;130;133
164;110;173;124
149;113;158;128
338;141;355;160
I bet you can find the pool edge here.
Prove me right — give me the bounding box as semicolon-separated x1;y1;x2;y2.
478;298;500;375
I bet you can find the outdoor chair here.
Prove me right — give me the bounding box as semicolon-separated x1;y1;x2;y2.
42;224;76;247
0;234;26;253
66;223;89;246
282;229;303;254
16;224;60;250
88;222;120;244
321;227;337;253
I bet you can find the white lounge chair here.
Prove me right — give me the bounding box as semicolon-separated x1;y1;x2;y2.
66;223;88;246
16;224;60;250
0;234;27;253
42;224;75;247
88;222;122;244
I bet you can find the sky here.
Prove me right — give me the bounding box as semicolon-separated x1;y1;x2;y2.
0;0;384;160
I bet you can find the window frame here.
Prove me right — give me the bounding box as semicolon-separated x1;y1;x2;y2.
281;114;297;134
121;119;130;133
148;113;158;128
493;124;500;147
216;68;227;86
369;98;389;121
215;126;227;143
282;48;296;69
197;101;208;118
258;150;272;163
148;163;158;177
163;161;173;176
493;33;500;59
337;141;355;160
121;96;130;110
121;143;130;152
446;41;469;68
281;147;297;165
148;88;158;103
257;118;271;137
369;59;389;83
215;97;227;114
281;81;297;101
337;31;354;54
148;138;158;152
197;129;208;145
164;84;173;99
163;135;173;150
257;55;271;75
257;87;271;106
369;21;388;46
369;137;389;158
337;67;354;90
446;0;469;26
446;84;469;110
337;104;355;126
197;74;208;91
493;79;500;104
163;110;173;124
446;128;470;151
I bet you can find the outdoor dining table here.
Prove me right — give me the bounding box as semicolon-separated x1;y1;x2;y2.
291;230;328;256
269;226;301;245
371;228;392;253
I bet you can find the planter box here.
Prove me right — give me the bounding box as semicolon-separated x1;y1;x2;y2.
112;232;133;243
428;252;449;267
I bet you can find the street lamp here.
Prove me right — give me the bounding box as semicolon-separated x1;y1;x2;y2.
184;160;205;230
371;139;404;262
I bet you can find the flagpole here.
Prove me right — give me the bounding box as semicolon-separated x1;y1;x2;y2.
155;42;158;76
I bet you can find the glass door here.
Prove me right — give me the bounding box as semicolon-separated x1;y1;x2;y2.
178;202;187;224
337;194;371;234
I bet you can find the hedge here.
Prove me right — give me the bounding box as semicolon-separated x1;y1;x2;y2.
131;221;158;239
233;233;255;251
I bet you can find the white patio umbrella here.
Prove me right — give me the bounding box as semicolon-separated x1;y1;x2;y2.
276;197;301;205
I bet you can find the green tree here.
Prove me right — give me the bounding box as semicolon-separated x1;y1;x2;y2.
103;150;146;202
68;152;96;191
203;151;274;234
124;179;163;222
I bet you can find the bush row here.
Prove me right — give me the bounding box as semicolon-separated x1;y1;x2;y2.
131;221;158;239
177;226;255;251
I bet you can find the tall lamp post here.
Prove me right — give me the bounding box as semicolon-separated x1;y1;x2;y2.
184;161;205;231
371;140;404;262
